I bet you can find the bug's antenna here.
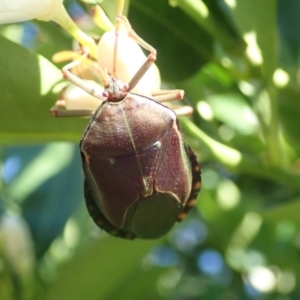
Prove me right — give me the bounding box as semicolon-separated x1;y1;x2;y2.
113;0;125;78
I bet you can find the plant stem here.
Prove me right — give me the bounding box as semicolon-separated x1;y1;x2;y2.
181;118;300;190
266;84;281;166
52;5;97;58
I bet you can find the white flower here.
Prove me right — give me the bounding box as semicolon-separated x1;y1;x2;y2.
98;31;161;96
0;0;64;24
0;0;97;57
62;81;103;110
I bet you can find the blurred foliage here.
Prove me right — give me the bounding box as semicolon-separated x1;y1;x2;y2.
1;0;300;299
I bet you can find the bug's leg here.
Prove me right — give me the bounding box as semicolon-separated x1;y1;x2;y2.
127;54;157;92
151;90;194;116
61;50;109;96
119;14;156;61
52;50;99;80
172;106;194;116
51;49;108;117
152;89;185;102
113;1;157;91
50;94;96;117
50;106;95;117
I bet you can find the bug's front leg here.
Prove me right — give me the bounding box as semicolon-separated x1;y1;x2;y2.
50;82;104;117
51;50;107;117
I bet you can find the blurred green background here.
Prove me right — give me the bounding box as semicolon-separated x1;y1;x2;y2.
1;0;300;299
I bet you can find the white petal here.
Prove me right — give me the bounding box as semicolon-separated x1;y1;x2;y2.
97;31;160;96
0;0;64;24
63;81;103;110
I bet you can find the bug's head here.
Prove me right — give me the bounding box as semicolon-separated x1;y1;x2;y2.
103;77;129;102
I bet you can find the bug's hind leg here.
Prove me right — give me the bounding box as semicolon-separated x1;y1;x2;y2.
114;2;157;92
50;49;107;117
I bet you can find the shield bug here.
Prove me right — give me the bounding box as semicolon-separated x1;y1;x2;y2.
51;0;201;239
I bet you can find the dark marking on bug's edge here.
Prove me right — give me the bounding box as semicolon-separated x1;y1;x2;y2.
176;147;201;222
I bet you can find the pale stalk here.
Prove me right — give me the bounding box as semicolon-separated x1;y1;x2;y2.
51;6;97;58
181;117;300;190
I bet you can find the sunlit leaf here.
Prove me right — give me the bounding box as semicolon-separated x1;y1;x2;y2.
0;36;89;144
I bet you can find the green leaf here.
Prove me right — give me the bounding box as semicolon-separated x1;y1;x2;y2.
0;36;89;144
225;0;277;82
129;0;213;81
278;88;300;152
206;93;259;134
44;237;159;300
262;196;300;227
169;0;243;53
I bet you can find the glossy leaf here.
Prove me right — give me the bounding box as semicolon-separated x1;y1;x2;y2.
0;36;89;144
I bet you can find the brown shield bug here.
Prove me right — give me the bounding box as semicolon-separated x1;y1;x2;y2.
51;0;201;239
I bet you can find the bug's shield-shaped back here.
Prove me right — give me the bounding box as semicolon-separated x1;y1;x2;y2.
80;94;194;238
